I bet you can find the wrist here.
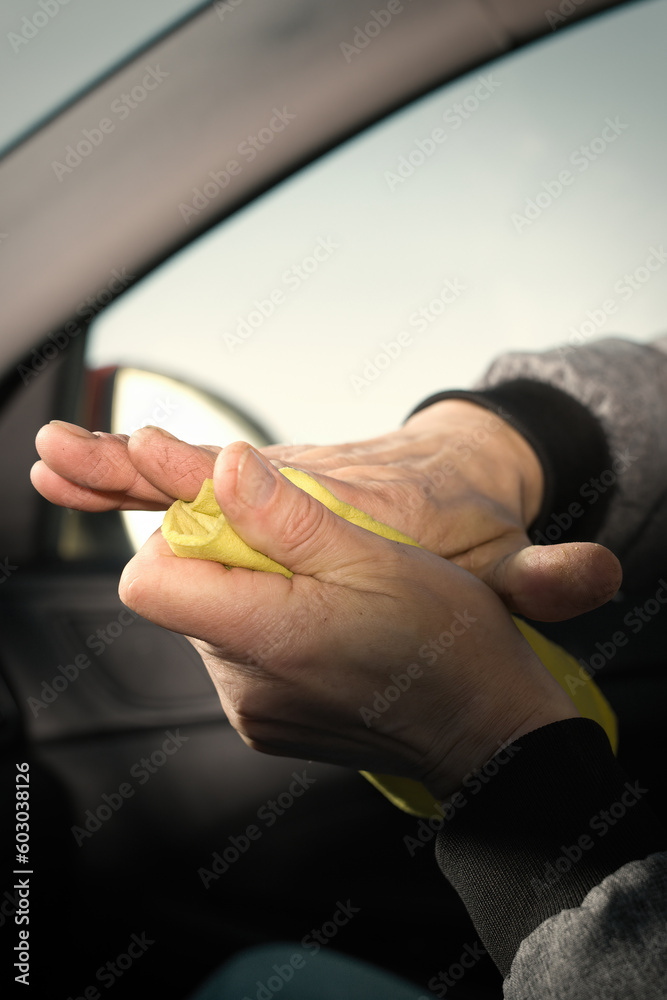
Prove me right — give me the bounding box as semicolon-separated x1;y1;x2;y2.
405;397;545;526
423;705;581;804
494;410;545;528
417;633;579;802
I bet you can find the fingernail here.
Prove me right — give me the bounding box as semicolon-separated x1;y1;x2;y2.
135;425;178;439
239;449;277;507
49;420;95;438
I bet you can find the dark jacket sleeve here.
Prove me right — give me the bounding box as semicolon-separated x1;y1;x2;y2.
476;334;667;592
433;719;667;998
408;334;667;592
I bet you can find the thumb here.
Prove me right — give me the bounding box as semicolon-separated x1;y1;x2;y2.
213;441;400;582
484;538;622;621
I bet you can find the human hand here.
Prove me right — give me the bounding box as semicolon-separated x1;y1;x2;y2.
31;402;622;622
30;420;221;512
261;398;622;621
116;438;579;801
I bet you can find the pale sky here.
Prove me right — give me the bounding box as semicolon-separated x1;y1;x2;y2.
10;0;663;447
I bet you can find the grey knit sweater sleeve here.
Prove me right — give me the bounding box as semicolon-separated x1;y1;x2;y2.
475;334;667;587
504;853;667;1000
433;720;666;998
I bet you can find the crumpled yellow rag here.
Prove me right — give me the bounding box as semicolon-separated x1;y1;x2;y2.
163;471;617;818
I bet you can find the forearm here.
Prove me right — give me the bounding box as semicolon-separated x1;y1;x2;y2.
433;718;666;987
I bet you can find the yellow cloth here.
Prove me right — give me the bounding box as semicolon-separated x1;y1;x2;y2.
162;473;618;818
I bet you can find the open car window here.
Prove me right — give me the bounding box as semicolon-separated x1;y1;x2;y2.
85;0;667;544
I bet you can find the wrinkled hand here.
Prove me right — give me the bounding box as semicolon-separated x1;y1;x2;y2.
116;439;578;800
30;400;622;621
30;420;221;512
260;400;621;621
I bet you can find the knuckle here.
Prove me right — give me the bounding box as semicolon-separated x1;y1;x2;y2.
280;494;328;553
81;450;117;489
118;570;140;611
171;454;208;488
226;688;278;734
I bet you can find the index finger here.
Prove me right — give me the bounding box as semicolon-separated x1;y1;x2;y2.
118;524;300;654
32;422;217;511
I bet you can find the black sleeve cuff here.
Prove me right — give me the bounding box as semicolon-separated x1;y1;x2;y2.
434;718;665;977
405;382;616;544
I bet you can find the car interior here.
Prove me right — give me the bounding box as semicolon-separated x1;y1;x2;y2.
1;1;666;997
